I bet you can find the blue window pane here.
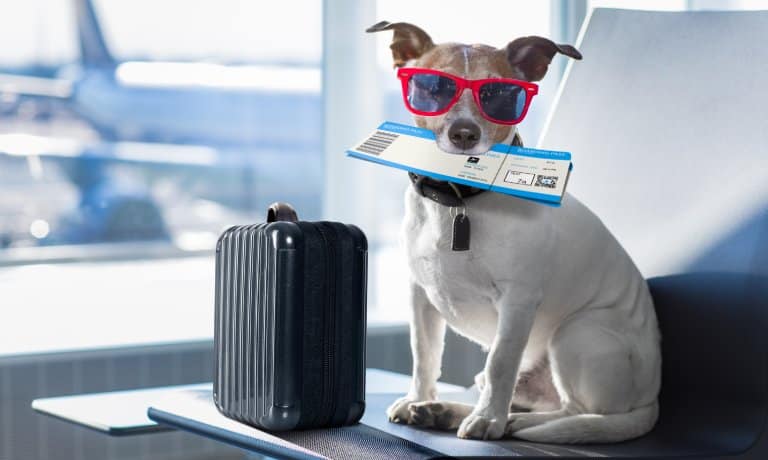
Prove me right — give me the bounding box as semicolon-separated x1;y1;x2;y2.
0;0;323;256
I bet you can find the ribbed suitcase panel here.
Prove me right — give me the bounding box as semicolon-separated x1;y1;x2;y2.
214;225;268;424
214;220;367;431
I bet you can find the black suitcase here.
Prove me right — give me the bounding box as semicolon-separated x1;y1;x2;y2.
213;203;368;430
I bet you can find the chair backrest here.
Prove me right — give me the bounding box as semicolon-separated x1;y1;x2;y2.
539;8;768;278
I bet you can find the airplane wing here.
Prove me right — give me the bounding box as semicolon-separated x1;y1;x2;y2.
0;132;314;171
0;73;73;99
0;133;216;167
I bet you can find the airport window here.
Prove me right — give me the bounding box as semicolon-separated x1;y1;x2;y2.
0;0;323;355
0;0;555;355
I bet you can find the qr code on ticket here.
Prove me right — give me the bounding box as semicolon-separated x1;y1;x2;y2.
535;175;558;189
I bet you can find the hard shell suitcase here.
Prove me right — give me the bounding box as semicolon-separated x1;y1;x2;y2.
213;203;368;430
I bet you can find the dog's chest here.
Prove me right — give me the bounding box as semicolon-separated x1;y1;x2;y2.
402;191;498;315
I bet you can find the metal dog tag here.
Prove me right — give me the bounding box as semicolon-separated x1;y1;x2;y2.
451;214;470;251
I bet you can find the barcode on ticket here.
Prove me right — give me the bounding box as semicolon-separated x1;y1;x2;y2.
356;131;399;156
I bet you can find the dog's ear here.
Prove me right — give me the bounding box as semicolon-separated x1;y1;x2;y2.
504;37;582;82
366;21;435;68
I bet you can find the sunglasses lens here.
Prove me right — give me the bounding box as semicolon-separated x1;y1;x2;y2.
407;73;457;113
478;82;527;122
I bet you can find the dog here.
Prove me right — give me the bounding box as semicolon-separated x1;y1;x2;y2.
366;21;662;443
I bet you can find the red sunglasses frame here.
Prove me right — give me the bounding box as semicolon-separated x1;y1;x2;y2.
396;67;539;125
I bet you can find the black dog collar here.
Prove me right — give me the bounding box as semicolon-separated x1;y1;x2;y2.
409;133;523;207
408;173;483;207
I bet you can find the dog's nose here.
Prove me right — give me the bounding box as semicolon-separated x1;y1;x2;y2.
448;120;481;150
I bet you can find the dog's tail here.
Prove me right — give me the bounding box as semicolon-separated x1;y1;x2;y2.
511;401;659;444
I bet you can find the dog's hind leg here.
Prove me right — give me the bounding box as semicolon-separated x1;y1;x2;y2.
511;357;560;412
508;312;659;443
408;401;474;430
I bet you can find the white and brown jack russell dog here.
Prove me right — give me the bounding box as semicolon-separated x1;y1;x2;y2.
367;21;661;443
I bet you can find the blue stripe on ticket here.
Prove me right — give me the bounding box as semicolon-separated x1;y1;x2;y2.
508;146;571;161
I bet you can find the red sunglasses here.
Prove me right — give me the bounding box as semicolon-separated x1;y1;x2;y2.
397;67;538;125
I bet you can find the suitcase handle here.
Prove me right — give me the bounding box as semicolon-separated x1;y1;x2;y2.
267;202;299;223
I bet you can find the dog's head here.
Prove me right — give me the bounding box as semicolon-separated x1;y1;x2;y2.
367;21;581;155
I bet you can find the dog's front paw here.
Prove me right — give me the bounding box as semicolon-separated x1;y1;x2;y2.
457;411;508;440
387;396;422;424
408;401;464;430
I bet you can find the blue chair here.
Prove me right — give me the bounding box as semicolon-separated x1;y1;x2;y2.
638;273;768;458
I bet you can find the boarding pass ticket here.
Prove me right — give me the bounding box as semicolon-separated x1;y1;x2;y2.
346;121;573;206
